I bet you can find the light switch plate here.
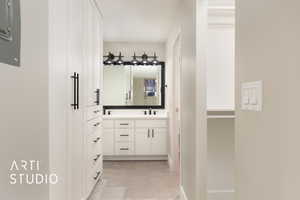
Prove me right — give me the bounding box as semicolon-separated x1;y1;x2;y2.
241;81;263;111
0;0;21;67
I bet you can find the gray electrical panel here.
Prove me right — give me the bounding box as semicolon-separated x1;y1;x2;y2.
0;0;20;67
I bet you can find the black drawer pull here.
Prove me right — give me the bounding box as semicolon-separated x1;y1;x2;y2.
93;137;101;143
70;72;79;110
93;154;101;162
94;122;100;127
94;171;101;180
120;134;129;137
120;148;129;151
120;123;129;125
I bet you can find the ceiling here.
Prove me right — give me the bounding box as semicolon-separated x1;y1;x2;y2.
100;0;181;42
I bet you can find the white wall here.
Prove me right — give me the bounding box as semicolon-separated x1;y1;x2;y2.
206;5;235;200
48;0;71;199
0;1;49;199
166;22;181;171
209;0;234;7
179;0;208;199
207;118;235;199
236;0;300;199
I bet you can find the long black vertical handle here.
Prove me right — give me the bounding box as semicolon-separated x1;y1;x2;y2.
76;73;80;110
71;72;77;110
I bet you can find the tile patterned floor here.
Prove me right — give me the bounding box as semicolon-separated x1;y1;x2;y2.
90;161;180;200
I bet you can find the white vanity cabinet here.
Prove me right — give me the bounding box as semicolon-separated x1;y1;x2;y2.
135;120;168;155
103;118;168;159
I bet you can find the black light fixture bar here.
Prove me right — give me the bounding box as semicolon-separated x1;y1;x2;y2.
103;52;160;65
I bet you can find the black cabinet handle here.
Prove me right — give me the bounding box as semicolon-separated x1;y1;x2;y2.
152;129;154;138
120;134;129;137
94;89;100;105
120;148;129;151
93;154;101;162
94;171;101;180
148;129;150;138
94;122;100;127
77;73;79;109
93;137;101;143
120;123;129;126
70;72;79;110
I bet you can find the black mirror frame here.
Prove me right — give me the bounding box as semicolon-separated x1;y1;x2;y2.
103;61;165;110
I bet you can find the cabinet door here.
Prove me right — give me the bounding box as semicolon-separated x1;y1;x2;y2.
135;128;152;155
151;128;167;155
85;2;102;107
103;129;114;155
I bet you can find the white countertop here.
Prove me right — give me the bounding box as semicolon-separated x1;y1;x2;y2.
103;114;168;120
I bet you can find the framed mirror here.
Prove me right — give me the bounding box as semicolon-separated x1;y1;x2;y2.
103;62;165;109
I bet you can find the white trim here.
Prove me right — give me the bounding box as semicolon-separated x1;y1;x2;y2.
168;154;174;170
207;190;235;194
207;115;236;119
208;6;235;27
180;186;188;200
103;155;168;161
92;0;104;18
207;108;235;112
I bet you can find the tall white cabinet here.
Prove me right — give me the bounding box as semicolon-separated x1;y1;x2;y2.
62;0;104;199
83;0;104;198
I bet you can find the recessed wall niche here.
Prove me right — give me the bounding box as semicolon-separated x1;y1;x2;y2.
0;0;20;67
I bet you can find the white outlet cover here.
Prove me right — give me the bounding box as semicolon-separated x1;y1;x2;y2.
241;81;263;111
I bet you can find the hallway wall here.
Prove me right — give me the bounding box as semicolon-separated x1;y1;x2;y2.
179;0;208;199
207;119;235;196
236;0;300;199
0;0;49;199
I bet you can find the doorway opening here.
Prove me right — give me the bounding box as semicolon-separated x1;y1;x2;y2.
89;0;182;199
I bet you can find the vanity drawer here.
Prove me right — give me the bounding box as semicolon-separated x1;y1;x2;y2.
115;142;134;155
115;129;133;142
115;120;133;129
88;118;102;134
103;120;114;129
87;106;101;121
135;120;167;128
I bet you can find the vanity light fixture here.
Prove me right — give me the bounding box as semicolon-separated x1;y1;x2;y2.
115;52;124;65
131;52;139;65
141;53;149;65
103;52;161;65
151;53;159;65
104;52;115;65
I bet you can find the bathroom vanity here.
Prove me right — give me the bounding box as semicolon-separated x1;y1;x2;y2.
103;115;168;160
102;58;168;160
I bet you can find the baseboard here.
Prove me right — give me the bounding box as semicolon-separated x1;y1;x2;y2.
207;190;235;200
82;179;106;200
103;155;168;161
180;186;188;200
168;154;174;170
